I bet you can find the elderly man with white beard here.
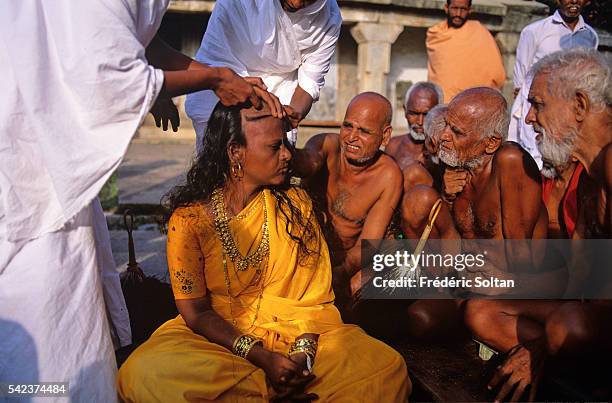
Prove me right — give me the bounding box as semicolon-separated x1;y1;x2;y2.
465;49;612;402
399;104;448;195
393;88;549;352
528;48;611;239
386;82;444;170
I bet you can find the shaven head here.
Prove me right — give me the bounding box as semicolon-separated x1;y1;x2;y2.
347;92;393;126
341;92;393;165
449;87;509;141
439;88;508;169
404;82;444;108
403;82;444;141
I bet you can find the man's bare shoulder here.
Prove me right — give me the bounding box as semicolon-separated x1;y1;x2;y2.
303;132;341;160
375;153;404;186
403;161;434;188
494;142;541;179
385;135;404;155
387;135;408;146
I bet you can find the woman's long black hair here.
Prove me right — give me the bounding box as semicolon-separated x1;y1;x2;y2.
162;103;317;261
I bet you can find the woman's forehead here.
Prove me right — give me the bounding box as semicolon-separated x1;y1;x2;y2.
243;115;285;142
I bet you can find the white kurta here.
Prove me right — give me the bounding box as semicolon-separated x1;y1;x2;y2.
508;11;598;169
0;0;167;400
185;0;341;150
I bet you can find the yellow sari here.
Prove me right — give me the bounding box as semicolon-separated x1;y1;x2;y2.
118;187;410;402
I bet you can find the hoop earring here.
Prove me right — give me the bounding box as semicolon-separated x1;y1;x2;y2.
231;161;243;180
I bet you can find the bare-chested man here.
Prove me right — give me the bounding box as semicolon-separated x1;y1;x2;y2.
400;88;549;343
465;49;612;402
439;87;548;249
386;82;444;170
292;92;403;322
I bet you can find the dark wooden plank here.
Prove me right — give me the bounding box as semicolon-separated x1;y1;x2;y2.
394;340;496;402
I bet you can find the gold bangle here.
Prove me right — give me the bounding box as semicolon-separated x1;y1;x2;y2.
289;338;318;353
288;338;317;360
288;338;318;372
232;334;262;359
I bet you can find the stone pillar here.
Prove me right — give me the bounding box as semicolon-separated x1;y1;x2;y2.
495;31;521;101
350;22;404;97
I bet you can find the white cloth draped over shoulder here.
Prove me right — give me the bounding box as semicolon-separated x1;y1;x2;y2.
0;0;166;247
0;1;168;400
185;0;341;147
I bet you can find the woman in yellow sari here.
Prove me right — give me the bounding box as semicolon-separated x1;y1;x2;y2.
117;102;410;402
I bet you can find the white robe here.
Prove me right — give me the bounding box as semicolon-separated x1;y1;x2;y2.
0;0;167;400
185;0;341;151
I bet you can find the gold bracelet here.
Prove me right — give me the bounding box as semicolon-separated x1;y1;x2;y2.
288;338;317;360
288;338;318;372
289;338;318;353
232;334;262;359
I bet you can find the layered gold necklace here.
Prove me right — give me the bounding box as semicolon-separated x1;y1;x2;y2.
211;188;270;271
211;188;270;328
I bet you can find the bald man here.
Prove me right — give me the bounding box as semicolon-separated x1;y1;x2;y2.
398;88;549;343
386;82;444;170
293;92;403;321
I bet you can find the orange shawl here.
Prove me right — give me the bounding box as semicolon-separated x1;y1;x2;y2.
426;20;506;102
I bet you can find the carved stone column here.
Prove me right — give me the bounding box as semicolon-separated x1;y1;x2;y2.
350;22;404;97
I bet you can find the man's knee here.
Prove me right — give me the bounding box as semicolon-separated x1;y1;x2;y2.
545;301;594;356
401;185;440;233
406;300;462;340
464;300;501;342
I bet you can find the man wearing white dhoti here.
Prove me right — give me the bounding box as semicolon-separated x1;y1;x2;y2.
186;0;342;151
507;1;598;169
0;1;279;401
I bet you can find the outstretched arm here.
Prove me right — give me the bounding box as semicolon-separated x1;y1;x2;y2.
145;35;284;130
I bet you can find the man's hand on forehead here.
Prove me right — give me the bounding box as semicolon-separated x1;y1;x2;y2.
243;77;285;120
242;107;294;132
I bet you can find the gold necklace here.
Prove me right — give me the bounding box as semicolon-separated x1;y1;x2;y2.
212;188;270;329
211;188;270;271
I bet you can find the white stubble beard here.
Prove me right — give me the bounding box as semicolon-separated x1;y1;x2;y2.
535;124;577;179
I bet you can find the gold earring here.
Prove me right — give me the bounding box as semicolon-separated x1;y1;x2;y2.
231;161;243;179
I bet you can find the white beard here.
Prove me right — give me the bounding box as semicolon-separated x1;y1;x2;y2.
439;148;484;169
536;125;577;176
409;125;425;141
438;148;461;167
540;162;559;179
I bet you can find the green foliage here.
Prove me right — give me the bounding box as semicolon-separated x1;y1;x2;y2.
99;172;118;211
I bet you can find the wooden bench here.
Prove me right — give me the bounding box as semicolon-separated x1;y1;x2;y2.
393;339;611;402
394;340;495;402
